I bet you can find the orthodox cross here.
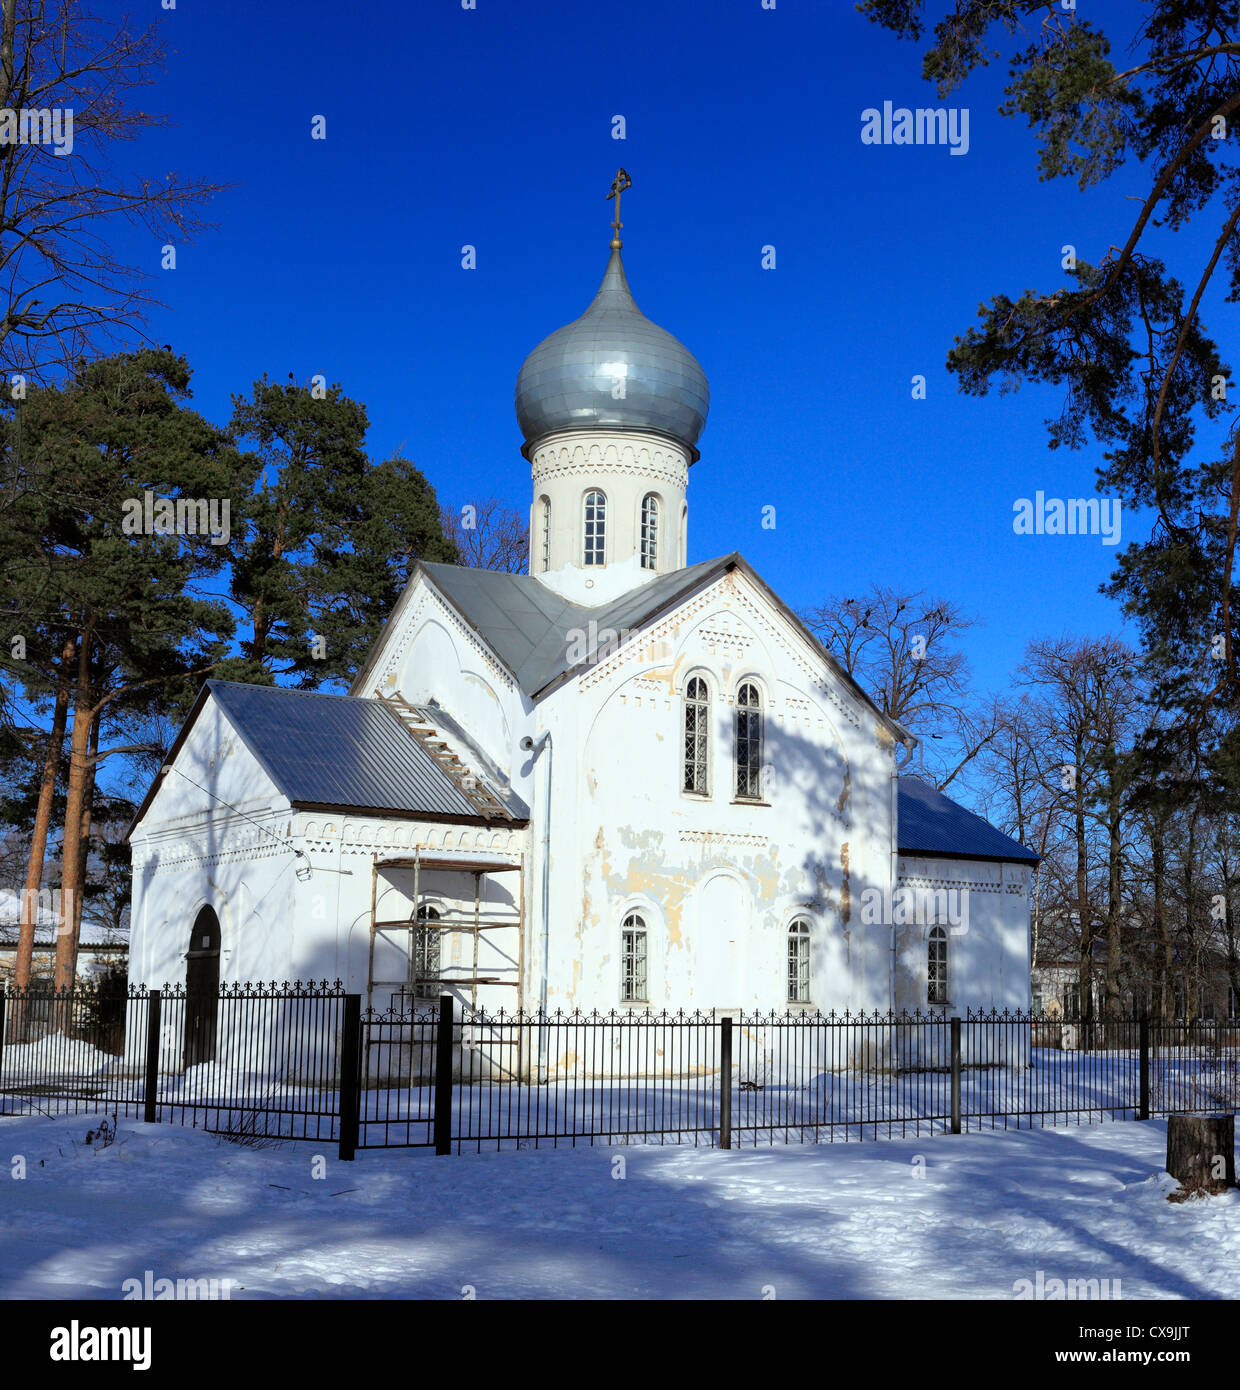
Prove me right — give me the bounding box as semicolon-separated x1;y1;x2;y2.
606;169;631;249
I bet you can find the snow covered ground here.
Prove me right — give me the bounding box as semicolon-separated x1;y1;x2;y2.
0;1113;1237;1299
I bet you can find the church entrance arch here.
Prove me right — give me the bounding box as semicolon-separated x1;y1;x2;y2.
184;905;221;1067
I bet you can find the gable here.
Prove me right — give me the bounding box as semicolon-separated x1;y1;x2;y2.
350;552;913;748
127;689;287;839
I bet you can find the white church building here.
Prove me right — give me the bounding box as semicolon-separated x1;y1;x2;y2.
126;197;1037;1037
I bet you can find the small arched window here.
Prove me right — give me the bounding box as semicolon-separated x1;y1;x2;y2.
787;919;811;1003
621;911;648;1003
734;682;763;800
928;926;948;1006
414;904;441;999
683;676;710;795
583;490;606;567
680;502;688;567
539;496;551;573
640;493;659;570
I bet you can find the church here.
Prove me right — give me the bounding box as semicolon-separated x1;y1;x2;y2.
126;179;1037;1029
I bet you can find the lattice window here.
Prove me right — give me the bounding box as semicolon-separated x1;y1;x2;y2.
928;926;948;1006
413;905;441;999
683;676;709;794
583;489;606;567
734;682;763;800
621;912;648;1003
640;493;659;570
787;919;811;1003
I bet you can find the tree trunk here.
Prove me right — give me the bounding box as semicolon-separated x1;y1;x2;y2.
69;714;98;986
1105;769;1123;1019
52;627;94;998
14;635;75;994
1166;1113;1235;1195
1150;816;1169;1022
1074;740;1093;1030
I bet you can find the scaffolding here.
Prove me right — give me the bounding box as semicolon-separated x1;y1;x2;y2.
365;851;525;1016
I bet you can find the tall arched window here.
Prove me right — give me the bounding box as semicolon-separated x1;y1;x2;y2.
928;926;948;1005
413;904;441;999
787;919;811;1003
734;682;763;800
680;503;688;567
583;490;606;566
683;676;710;794
538;496;551;573
640;493;659;570
621;912;648;1003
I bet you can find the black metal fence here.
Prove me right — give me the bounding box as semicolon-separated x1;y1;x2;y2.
0;980;345;1144
2;984;1238;1159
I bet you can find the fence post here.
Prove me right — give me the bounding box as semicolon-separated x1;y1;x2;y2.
719;1015;733;1150
433;993;454;1156
337;994;362;1162
950;1016;962;1135
143;989;161;1125
1139;1016;1150;1121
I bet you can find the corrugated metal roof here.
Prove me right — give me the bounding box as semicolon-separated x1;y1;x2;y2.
209;681;494;820
420;555;732;696
898;777;1039;863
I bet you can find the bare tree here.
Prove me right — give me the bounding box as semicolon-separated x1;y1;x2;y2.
803;585;998;789
440;497;529;574
0;1;226;380
1018;636;1145;1022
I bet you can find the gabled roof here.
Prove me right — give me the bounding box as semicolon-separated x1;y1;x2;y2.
898;777;1039;864
354;553;914;745
417;555;723;696
128;681;529;837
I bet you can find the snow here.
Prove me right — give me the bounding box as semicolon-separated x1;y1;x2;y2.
0;1113;1237;1299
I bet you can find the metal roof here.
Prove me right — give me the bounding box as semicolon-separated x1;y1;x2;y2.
209;682;528;821
515;247;709;452
420;555;725;696
898;777;1039;863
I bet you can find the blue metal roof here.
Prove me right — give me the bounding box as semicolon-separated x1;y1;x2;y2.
898;777;1039;863
209;682;528;821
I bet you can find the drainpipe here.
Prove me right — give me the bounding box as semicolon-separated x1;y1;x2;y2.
891;737;914;1012
520;730;552;1082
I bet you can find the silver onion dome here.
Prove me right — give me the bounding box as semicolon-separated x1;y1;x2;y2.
515;248;710;455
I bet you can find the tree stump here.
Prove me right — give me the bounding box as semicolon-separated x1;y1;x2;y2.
1166;1113;1235;1195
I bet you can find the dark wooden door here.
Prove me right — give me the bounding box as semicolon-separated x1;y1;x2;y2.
184;906;221;1067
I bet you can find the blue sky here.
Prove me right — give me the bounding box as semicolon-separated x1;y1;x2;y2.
102;0;1227;721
